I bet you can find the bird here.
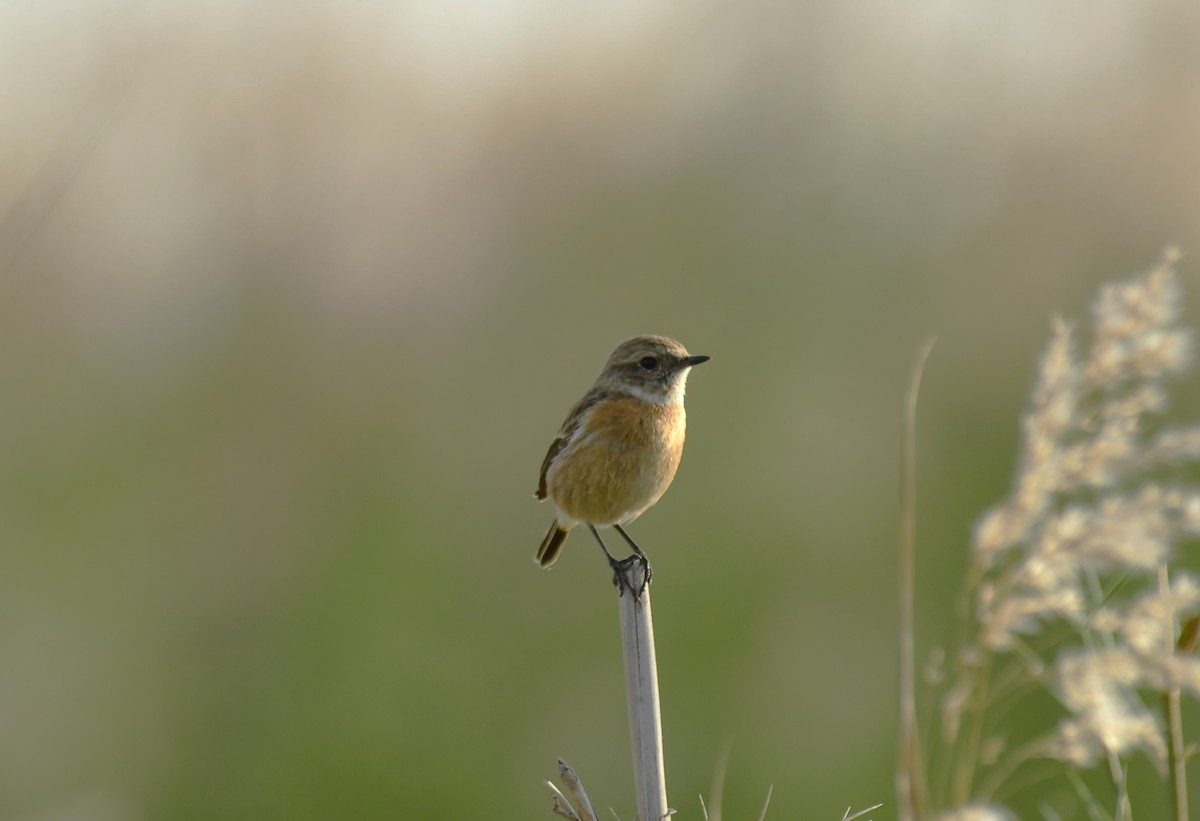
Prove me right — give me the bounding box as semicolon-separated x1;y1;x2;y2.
533;335;708;594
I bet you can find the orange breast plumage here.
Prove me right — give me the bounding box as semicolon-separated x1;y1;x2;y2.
546;396;686;527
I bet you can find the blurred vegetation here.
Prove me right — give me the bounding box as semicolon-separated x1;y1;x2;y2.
1;1;1199;818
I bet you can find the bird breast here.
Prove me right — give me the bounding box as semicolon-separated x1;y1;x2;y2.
547;396;686;526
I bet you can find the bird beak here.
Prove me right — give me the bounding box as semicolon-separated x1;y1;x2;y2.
679;354;710;369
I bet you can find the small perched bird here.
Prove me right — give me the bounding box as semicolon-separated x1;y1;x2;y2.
533;335;709;593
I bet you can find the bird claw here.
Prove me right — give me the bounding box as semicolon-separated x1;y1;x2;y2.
609;553;652;599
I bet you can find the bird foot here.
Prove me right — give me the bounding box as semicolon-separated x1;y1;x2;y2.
608;553;652;599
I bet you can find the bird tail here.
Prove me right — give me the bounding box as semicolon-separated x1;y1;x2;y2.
534;520;570;568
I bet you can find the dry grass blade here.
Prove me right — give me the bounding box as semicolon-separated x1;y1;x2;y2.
755;784;773;821
706;741;731;821
545;781;581;820
842;802;884;820
898;338;936;821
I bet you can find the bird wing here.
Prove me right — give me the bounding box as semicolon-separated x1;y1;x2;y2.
535;387;610;500
535;435;569;500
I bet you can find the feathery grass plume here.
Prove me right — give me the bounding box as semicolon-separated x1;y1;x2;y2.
932;250;1200;817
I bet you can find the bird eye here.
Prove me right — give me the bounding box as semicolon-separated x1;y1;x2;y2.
639;356;658;370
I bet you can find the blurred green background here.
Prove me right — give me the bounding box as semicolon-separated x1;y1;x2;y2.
2;1;1200;818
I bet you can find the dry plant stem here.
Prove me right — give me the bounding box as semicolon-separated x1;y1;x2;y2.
1106;750;1130;821
617;562;669;821
1065;767;1106;821
545;782;582;821
1159;564;1188;821
559;758;600;821
976;736;1051;801
1164;681;1187;821
897;338;935;821
941;557;990;804
950;654;993;806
